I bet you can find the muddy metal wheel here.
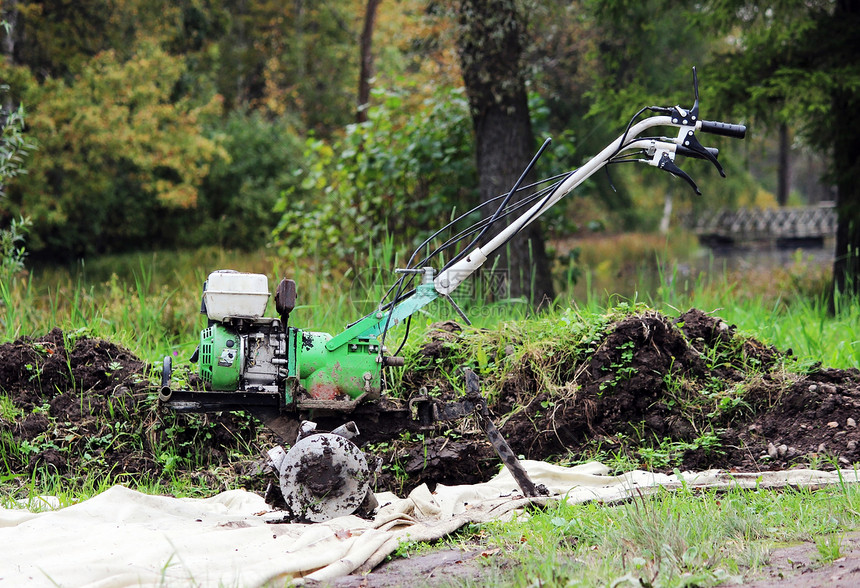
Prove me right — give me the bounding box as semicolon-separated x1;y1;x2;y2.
276;432;373;522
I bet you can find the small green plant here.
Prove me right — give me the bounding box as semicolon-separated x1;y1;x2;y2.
0;394;23;421
599;340;638;393
635;429;725;469
814;533;844;563
693;429;725;456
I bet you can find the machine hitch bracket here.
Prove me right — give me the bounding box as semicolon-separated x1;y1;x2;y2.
463;369;549;498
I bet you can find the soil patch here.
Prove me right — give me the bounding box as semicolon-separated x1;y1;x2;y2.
728;531;860;588
1;309;858;495
380;309;860;493
316;549;492;588
0;328;266;487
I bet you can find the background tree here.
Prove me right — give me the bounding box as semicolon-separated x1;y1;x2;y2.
5;0;839;298
455;0;555;304
221;0;359;131
696;0;860;298
357;0;382;123
2;41;225;257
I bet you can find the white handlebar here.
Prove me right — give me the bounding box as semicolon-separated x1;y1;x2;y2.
434;115;682;296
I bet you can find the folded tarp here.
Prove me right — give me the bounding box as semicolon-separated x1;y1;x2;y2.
1;462;857;587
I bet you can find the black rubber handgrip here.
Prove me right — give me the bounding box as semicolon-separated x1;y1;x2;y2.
700;120;747;139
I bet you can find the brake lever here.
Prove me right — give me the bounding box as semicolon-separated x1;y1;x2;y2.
656;152;701;195
680;129;724;177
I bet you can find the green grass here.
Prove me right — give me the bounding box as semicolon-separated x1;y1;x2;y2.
0;468;227;512
447;474;860;587
2;246;401;364
3;242;859;371
704;293;860;369
1;244;857;461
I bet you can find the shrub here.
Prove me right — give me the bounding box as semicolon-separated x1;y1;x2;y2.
272;86;478;269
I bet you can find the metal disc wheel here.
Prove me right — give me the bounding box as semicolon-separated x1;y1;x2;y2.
278;433;371;522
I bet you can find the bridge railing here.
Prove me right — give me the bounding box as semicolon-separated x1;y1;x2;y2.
686;205;837;246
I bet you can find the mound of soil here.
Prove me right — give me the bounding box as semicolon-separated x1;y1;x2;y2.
0;328;265;486
381;309;860;493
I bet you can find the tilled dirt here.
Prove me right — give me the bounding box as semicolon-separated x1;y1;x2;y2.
378;309;860;493
1;309;858;496
1;311;860;587
0;328;267;486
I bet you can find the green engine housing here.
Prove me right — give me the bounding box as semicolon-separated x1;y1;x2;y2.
198;324;243;390
298;331;382;401
197;321;382;404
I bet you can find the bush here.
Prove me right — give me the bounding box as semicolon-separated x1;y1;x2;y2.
272;87;478;269
170;109;306;250
1;43;224;259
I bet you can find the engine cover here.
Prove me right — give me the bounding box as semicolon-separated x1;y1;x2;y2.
198;320;286;393
199;323;243;390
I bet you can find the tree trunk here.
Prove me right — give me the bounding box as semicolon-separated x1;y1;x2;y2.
777;123;790;207
456;0;555;304
357;0;381;123
831;90;860;299
831;0;860;299
659;190;673;234
1;0;16;60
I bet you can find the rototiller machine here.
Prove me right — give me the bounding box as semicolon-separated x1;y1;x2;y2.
159;69;746;521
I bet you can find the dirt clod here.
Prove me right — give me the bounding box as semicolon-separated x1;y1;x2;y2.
381;308;860;493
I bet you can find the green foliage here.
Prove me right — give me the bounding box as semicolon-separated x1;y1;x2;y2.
0;216;31;284
1;82;36;286
2;40;227;257
692;1;860;136
598;340;638;393
272;86;477;269
176;109;306;250
11;0;120;80
585;0;711;126
0;91;37;198
636;432;723;469
224;1;357;129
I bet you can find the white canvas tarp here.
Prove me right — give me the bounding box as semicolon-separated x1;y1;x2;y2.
1;461;857;587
